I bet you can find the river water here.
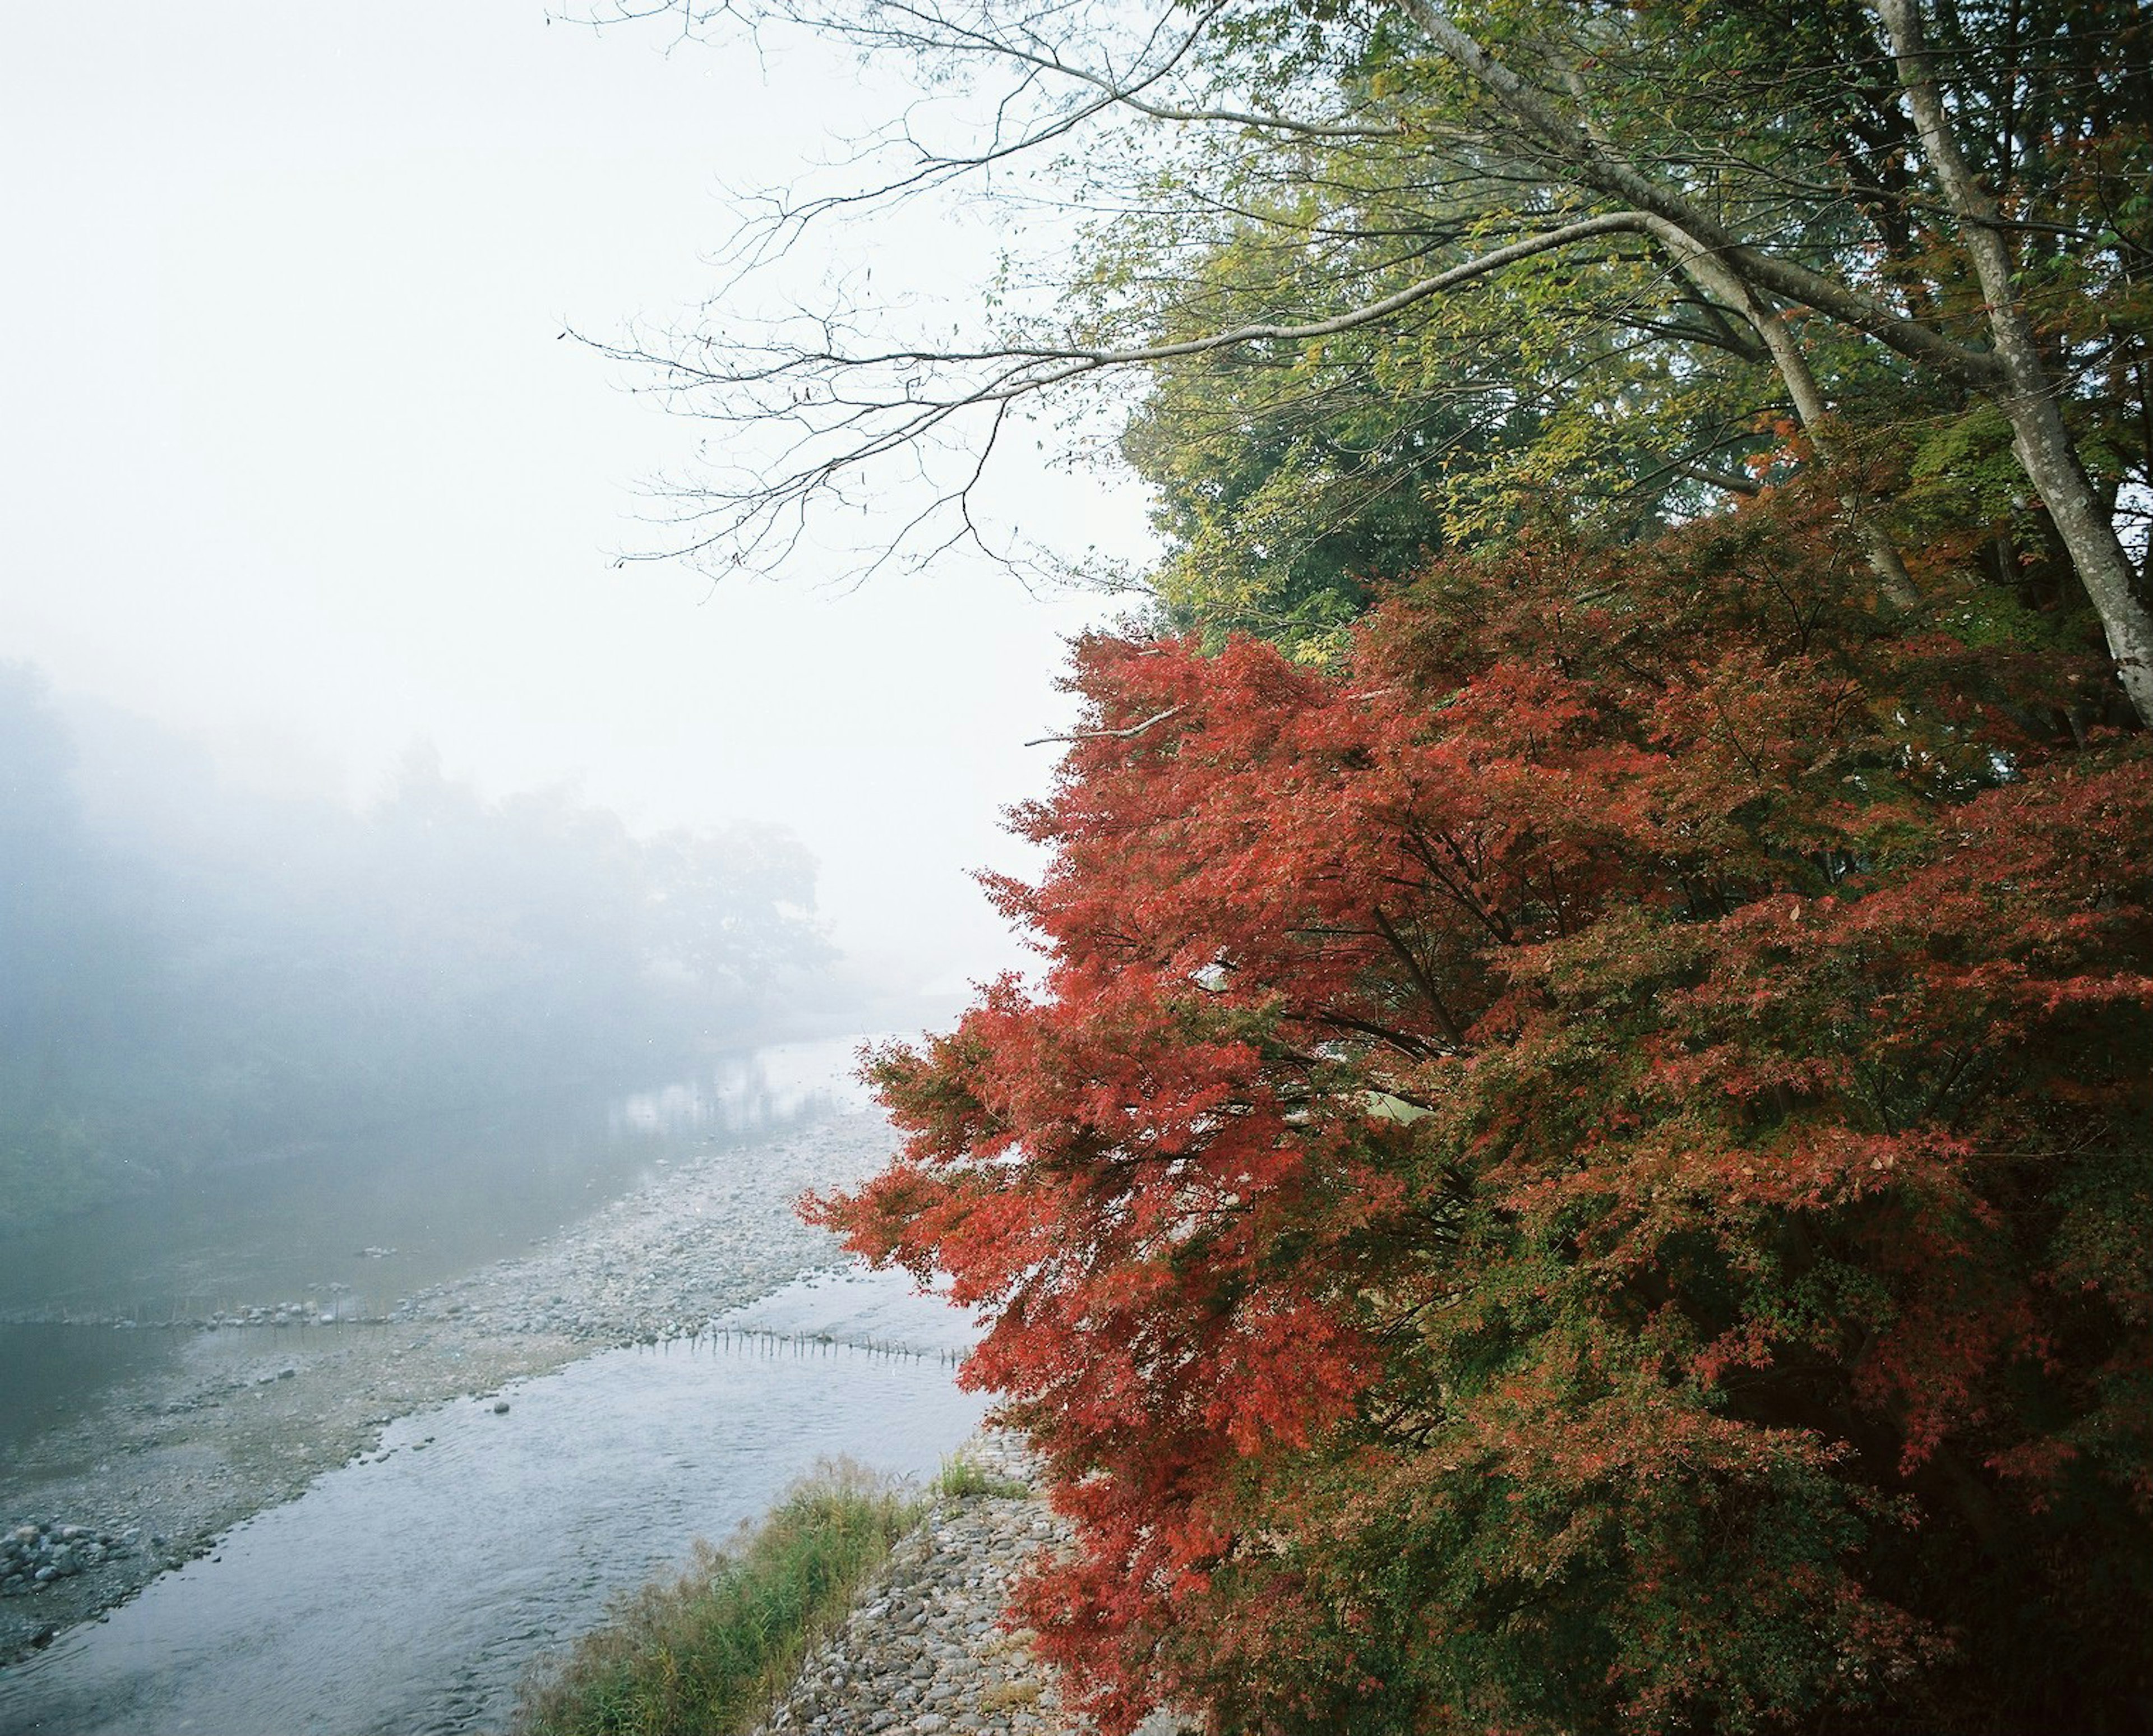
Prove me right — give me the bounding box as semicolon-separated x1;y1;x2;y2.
0;1042;863;1322
0;1269;987;1736
0;1040;866;1458
0;1040;991;1735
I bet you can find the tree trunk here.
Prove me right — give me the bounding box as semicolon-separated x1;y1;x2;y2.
1873;0;2153;725
1401;0;2151;721
1652;221;1920;609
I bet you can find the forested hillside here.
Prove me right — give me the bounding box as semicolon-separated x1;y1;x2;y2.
703;0;2153;1729
0;667;829;1232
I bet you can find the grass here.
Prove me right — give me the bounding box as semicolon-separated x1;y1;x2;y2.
931;1457;1032;1502
514;1462;922;1736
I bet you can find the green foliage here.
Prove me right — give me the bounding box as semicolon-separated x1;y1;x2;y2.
1092;117;1782;652
514;1467;920;1736
932;1457;1031;1501
1040;0;2153;658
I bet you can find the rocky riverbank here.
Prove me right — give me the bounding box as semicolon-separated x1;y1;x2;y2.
0;1109;903;1667
0;1525;129;1602
752;1434;1189;1736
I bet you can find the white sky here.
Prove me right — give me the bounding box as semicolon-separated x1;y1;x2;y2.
0;3;1153;993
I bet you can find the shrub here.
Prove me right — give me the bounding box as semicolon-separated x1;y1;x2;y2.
934;1456;1032;1502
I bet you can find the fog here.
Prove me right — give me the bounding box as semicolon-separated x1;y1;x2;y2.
0;1;1152;1002
0;7;1155;1701
0;0;1163;1267
1;663;856;1231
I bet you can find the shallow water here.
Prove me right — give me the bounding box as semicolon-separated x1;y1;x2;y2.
0;1327;182;1457
0;1037;872;1456
0;1038;868;1321
0;1267;986;1736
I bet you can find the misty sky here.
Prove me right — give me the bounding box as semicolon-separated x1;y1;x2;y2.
1;4;1152;994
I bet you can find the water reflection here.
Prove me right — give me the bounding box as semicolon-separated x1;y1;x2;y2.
607;1041;873;1141
0;1328;178;1459
1;1038;868;1322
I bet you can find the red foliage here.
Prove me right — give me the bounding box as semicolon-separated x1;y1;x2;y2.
809;499;2153;1734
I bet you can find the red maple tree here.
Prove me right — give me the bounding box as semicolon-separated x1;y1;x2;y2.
811;493;2153;1733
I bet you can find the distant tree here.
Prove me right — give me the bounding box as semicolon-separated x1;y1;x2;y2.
0;667;152;1225
0;696;834;1231
813;489;2153;1734
642;821;831;1015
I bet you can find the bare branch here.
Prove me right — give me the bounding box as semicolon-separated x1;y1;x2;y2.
575;210;1676;578
1025;703;1185;746
569;0;2132;629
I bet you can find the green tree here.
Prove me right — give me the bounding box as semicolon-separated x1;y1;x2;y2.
602;0;2152;713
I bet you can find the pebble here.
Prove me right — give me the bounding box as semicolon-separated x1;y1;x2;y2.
0;1521;129;1598
751;1434;1189;1736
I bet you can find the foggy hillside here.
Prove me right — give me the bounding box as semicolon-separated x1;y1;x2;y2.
0;662;837;1233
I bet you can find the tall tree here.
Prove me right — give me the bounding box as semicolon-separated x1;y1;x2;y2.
1394;0;2153;710
599;0;2153;714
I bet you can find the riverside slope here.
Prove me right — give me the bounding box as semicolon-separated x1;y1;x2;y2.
751;1432;1190;1736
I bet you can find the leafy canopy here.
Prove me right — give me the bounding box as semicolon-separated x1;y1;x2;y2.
814;488;2153;1733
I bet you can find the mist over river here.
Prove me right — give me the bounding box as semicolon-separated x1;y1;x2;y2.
0;1041;865;1341
0;1039;987;1734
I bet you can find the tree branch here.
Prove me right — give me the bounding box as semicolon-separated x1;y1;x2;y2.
1392;0;2004;385
1026;703;1187;747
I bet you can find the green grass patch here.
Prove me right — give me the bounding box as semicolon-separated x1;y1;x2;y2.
514;1463;922;1736
932;1457;1031;1501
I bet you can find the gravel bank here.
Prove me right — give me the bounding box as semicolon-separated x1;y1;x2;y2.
754;1434;1190;1736
0;1110;900;1666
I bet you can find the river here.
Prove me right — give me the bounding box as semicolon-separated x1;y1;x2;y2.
0;1042;863;1457
0;1040;988;1734
0;1042;861;1335
0;1271;986;1736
